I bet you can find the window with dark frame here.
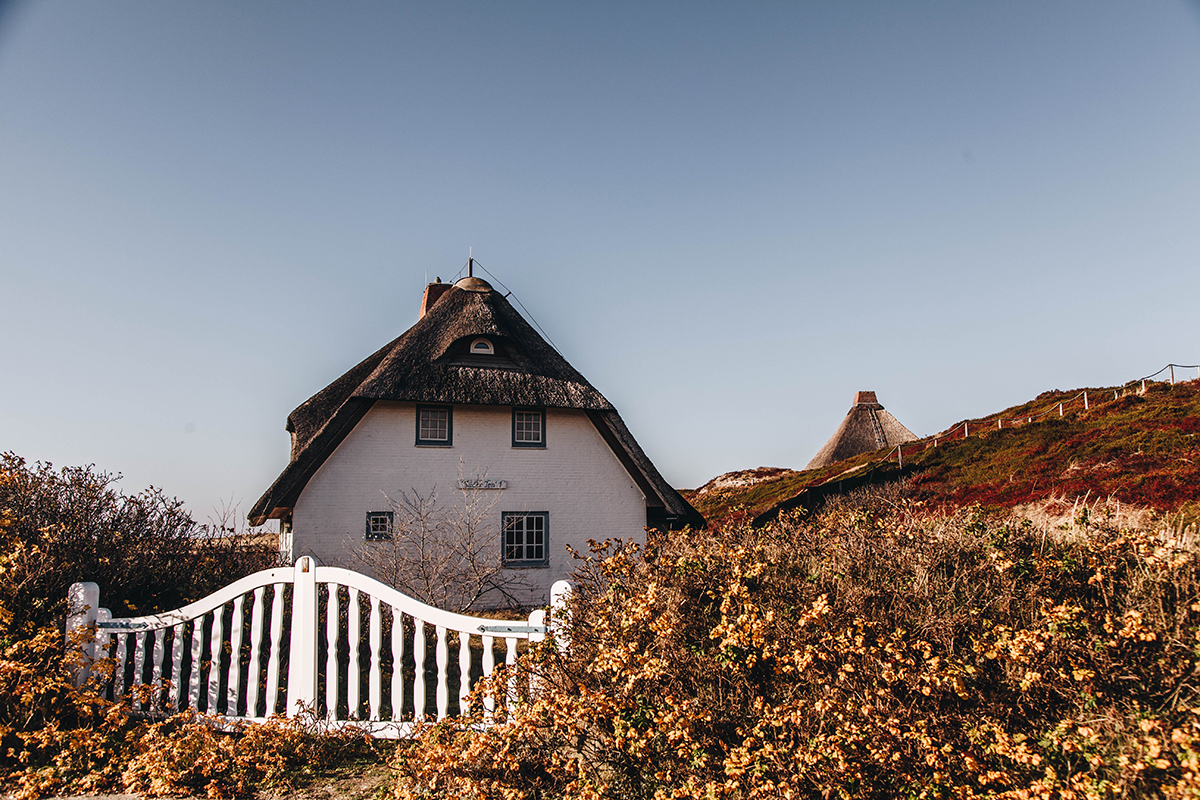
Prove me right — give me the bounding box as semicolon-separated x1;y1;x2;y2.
365;511;393;541
416;405;452;446
512;408;544;447
502;512;548;566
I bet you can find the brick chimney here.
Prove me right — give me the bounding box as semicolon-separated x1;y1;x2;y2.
419;278;451;319
853;391;879;406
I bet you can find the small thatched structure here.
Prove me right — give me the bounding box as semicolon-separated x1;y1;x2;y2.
249;276;702;529
806;391;918;470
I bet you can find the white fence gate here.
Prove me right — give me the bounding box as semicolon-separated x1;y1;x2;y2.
65;557;570;738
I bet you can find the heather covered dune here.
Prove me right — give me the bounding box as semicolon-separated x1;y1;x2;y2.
689;380;1200;529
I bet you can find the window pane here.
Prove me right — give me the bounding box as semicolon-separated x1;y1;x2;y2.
503;512;546;564
515;411;542;443
420;408;448;441
366;512;393;540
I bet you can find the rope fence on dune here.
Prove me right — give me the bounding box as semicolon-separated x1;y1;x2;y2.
878;363;1200;469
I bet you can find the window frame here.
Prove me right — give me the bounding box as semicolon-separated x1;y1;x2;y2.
415;404;453;447
365;511;394;541
511;407;546;448
502;511;549;567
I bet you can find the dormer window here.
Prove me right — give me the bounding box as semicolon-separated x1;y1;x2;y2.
470;338;495;355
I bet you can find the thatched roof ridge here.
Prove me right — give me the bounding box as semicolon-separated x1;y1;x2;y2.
587;410;705;527
250;282;700;527
805;391;918;470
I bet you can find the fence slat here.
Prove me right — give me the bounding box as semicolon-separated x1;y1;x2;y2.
369;596;382;721
150;629;165;713
208;606;224;713
131;631;146;710
482;635;495;721
413;620;426;722
390;606;404;721
246;587;265;718
505;636;518;714
188;617;203;710
227;595;245;716
348;587;361;719
326;583;339;720
435;625;449;720
113;633;127;703
458;632;471;716
169;623;183;711
264;583;285;716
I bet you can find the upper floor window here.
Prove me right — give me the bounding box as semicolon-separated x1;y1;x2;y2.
416;405;452;446
470;337;495;355
512;408;545;447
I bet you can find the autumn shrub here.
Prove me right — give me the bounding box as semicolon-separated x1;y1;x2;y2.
0;623;381;799
0;451;278;639
0;457;376;799
392;484;1200;799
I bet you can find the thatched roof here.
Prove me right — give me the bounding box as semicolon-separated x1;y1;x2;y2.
805;391;918;470
250;277;702;528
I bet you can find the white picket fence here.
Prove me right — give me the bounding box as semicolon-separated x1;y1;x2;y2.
65;557;570;738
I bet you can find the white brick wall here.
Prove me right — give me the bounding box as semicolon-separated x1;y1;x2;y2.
290;402;648;607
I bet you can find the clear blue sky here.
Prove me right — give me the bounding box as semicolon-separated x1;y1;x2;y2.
2;1;1199;525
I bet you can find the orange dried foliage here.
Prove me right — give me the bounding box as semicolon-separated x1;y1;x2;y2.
392;486;1200;799
0;625;378;799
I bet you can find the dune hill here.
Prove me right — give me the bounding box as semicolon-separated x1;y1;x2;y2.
686;379;1200;528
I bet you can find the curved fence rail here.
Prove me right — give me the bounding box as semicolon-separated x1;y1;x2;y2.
65;558;571;738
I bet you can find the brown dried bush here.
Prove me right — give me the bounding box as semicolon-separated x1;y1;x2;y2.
0;452;279;639
393;485;1200;799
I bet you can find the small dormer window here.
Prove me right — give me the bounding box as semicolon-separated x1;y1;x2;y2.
470;338;495;355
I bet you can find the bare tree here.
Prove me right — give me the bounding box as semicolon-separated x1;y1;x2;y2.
347;472;530;612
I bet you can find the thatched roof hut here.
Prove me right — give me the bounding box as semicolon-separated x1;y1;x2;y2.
249;276;702;529
806;391;918;470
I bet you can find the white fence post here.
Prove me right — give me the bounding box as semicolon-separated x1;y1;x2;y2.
286;556;319;717
549;580;573;654
1084;391;1089;410
65;582;99;687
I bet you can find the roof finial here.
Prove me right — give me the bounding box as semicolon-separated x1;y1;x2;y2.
468;247;473;278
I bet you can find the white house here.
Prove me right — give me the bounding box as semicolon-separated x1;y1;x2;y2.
249;274;702;608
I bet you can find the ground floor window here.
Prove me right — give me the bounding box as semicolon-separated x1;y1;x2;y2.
365;511;394;541
503;511;548;566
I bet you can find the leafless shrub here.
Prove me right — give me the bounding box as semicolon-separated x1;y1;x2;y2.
346;477;530;612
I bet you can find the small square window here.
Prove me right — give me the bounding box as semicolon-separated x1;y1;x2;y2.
512;408;545;448
502;512;548;566
365;511;393;541
416;405;452;446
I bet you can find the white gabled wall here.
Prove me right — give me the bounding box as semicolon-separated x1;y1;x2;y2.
290;402;648;607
